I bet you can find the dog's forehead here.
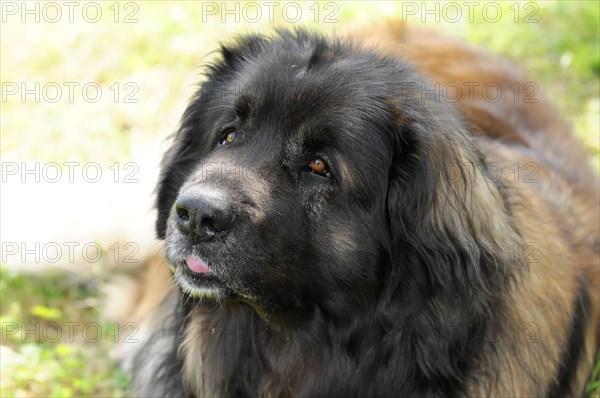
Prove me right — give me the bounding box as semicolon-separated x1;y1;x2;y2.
241;63;355;112
227;57;391;195
217;46;395;186
234;56;380;143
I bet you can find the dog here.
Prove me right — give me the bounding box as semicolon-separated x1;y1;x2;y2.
132;23;599;397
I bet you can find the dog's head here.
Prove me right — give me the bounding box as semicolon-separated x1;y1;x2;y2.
156;30;518;322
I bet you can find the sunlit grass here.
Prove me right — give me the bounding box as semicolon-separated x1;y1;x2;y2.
0;266;130;397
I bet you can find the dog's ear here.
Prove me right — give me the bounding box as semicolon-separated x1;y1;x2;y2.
155;35;268;238
385;91;522;303
211;33;268;75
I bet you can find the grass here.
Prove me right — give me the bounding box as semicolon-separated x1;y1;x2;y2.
0;266;130;397
1;1;598;396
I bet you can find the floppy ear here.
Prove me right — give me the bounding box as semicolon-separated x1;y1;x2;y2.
385;93;522;305
155;35;268;239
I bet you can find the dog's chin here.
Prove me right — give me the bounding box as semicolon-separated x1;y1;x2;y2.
172;266;229;301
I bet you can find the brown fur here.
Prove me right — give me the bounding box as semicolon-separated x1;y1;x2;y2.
351;21;599;395
128;22;599;396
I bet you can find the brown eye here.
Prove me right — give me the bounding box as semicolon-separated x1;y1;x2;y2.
308;157;331;178
220;129;236;145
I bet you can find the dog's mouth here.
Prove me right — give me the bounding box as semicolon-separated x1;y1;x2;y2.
168;255;230;300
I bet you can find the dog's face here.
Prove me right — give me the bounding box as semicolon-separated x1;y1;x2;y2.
158;34;400;320
156;33;404;318
156;31;507;321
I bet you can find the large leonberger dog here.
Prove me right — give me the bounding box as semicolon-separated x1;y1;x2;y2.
132;22;599;397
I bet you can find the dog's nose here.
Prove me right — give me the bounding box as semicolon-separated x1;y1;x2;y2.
174;187;235;240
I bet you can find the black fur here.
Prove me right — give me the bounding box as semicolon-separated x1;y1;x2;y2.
548;279;592;398
148;29;530;397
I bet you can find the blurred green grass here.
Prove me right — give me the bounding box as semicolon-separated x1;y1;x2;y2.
1;1;598;397
0;266;130;397
1;1;598;164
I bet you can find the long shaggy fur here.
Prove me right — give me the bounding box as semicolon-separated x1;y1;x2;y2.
134;23;600;397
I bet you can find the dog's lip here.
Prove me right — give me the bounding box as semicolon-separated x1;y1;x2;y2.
174;267;228;300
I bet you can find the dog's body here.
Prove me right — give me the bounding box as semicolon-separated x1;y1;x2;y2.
134;23;599;397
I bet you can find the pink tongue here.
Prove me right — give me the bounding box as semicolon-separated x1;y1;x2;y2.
186;256;209;274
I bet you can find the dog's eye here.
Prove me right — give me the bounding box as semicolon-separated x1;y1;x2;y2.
308;157;331;178
220;129;237;146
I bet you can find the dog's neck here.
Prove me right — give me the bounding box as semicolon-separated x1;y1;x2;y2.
185;299;375;396
183;285;493;397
